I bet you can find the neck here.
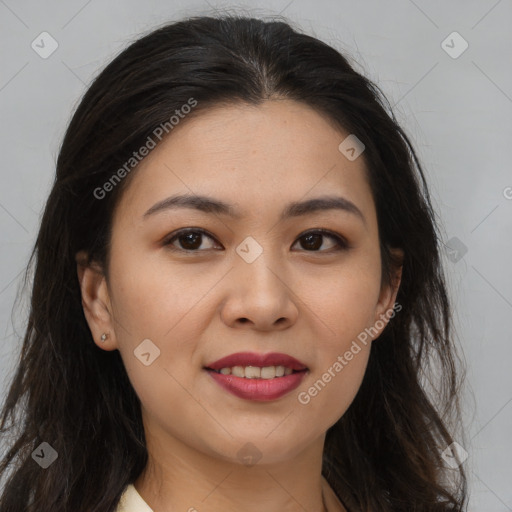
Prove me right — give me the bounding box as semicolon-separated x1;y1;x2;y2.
134;425;342;512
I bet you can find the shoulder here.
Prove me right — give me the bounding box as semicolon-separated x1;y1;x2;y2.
116;484;154;512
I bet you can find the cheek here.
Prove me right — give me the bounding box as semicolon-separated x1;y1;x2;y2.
300;258;383;344
291;257;380;427
295;340;371;431
108;244;216;340
107;250;212;410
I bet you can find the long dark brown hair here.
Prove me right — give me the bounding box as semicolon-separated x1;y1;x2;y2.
0;14;468;511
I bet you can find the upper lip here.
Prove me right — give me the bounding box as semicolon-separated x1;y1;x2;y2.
205;352;308;371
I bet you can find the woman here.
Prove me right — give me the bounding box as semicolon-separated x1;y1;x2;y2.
0;14;468;512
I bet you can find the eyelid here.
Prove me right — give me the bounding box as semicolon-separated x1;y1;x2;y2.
162;227;349;252
292;228;349;250
161;227;219;250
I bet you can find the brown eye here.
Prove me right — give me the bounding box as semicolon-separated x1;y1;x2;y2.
293;230;348;252
163;229;219;252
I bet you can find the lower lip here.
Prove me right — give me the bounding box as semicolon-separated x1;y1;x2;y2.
205;369;308;401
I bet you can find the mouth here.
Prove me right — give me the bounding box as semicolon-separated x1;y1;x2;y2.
203;352;309;401
204;351;308;376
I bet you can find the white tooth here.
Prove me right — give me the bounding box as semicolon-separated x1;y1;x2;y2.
220;365;293;378
232;366;245;377
245;366;261;379
261;366;276;379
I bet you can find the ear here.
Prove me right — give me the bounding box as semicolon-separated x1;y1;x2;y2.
371;247;404;340
75;250;118;351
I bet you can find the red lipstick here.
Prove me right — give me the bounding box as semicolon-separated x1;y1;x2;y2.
204;352;308;402
205;352;307;371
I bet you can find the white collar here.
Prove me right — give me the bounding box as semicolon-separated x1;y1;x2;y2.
117;478;347;512
117;484;154;512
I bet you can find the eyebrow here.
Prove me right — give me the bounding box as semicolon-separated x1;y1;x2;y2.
143;193;366;225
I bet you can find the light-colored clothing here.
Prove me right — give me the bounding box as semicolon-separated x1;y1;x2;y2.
116;484;153;512
116;477;349;511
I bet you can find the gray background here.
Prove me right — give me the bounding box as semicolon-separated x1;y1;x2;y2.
1;0;511;509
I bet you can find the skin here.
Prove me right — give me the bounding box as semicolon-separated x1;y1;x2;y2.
77;99;402;512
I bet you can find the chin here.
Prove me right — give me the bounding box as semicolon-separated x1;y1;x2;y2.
209;433;315;467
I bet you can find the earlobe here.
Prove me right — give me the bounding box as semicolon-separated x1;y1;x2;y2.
75;250;117;351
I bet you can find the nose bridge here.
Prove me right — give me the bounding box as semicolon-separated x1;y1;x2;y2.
220;234;298;329
234;234;285;293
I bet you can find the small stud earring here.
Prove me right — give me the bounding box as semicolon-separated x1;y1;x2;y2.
100;333;109;342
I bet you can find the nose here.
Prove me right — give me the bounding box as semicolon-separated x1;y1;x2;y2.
220;253;299;331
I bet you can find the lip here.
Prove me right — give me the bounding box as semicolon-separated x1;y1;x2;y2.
204;351;308;371
206;369;308;401
204;351;309;402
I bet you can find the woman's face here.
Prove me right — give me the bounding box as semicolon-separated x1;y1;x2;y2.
79;99;400;465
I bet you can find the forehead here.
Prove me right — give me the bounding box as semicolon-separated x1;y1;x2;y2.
114;99;375;225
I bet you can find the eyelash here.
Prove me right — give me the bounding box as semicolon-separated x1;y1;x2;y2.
162;228;349;254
